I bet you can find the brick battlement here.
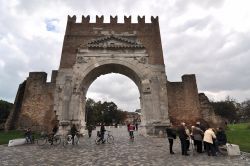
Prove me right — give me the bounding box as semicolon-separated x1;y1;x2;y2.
61;15;164;68
67;15;159;24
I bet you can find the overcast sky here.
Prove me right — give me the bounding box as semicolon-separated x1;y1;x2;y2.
0;0;250;112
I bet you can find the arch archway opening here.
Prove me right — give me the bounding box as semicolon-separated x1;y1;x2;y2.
85;73;141;126
80;64;142;127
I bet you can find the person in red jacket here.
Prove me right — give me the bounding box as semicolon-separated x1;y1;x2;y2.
128;123;135;139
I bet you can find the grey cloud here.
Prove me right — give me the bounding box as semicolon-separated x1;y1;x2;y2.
165;15;250;97
174;0;225;11
178;16;213;32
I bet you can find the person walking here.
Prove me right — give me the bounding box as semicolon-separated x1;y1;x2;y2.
203;128;217;156
166;124;176;154
87;125;93;138
98;123;106;143
178;122;189;156
71;124;78;145
49;124;59;145
128;123;135;139
135;122;138;131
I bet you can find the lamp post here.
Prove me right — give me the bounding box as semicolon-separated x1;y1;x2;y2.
101;110;104;124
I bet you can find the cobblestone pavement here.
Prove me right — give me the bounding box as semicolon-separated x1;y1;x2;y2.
0;126;249;166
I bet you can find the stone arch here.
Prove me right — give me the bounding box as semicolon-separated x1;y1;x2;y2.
55;33;170;135
73;58;149;132
55;54;170;135
78;59;147;95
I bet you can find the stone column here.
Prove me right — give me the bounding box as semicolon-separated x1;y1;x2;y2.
59;77;72;135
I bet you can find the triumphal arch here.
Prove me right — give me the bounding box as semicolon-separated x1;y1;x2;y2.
5;15;224;135
54;15;170;135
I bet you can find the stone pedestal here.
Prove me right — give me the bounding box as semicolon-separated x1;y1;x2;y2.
59;120;70;136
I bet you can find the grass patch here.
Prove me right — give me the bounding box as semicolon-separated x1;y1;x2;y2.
226;123;250;153
0;130;25;145
0;130;41;145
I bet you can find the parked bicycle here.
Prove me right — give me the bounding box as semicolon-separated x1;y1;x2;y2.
95;130;114;145
63;132;80;147
37;133;61;146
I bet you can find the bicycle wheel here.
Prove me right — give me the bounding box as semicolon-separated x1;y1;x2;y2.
107;135;114;144
53;135;61;146
63;139;68;147
95;137;101;145
74;135;79;145
37;137;47;146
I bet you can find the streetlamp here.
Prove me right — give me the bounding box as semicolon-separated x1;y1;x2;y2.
101;110;104;124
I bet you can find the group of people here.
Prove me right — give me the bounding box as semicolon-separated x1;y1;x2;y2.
166;122;227;156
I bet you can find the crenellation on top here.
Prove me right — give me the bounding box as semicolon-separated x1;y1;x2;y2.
82;15;90;23
151;16;158;24
68;15;76;23
124;16;131;24
110;15;118;24
96;15;104;23
138;16;145;24
68;15;159;24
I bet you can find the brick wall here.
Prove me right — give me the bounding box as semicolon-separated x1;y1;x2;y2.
8;71;58;132
167;74;201;125
59;15;164;69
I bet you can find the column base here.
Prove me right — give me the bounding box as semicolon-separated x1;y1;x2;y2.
139;122;170;137
58;120;86;136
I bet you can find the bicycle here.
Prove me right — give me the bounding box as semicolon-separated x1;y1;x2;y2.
63;133;80;147
37;133;61;146
95;130;114;145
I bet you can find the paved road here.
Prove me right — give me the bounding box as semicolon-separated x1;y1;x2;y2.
0;126;249;166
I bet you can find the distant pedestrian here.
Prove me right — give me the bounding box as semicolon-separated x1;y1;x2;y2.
192;125;204;153
49;124;59;145
127;123;130;132
135;122;138;131
215;127;227;154
52;124;59;135
216;127;227;146
185;126;190;151
71;124;79;145
166;124;176;154
128;123;135;139
87;125;93;138
203;128;216;156
24;128;33;143
98;123;106;143
178;122;189;156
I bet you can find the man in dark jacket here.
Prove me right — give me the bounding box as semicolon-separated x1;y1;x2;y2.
98;123;106;143
71;124;78;145
178;122;189;156
87;125;93;138
216;128;227;146
166;124;176;154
